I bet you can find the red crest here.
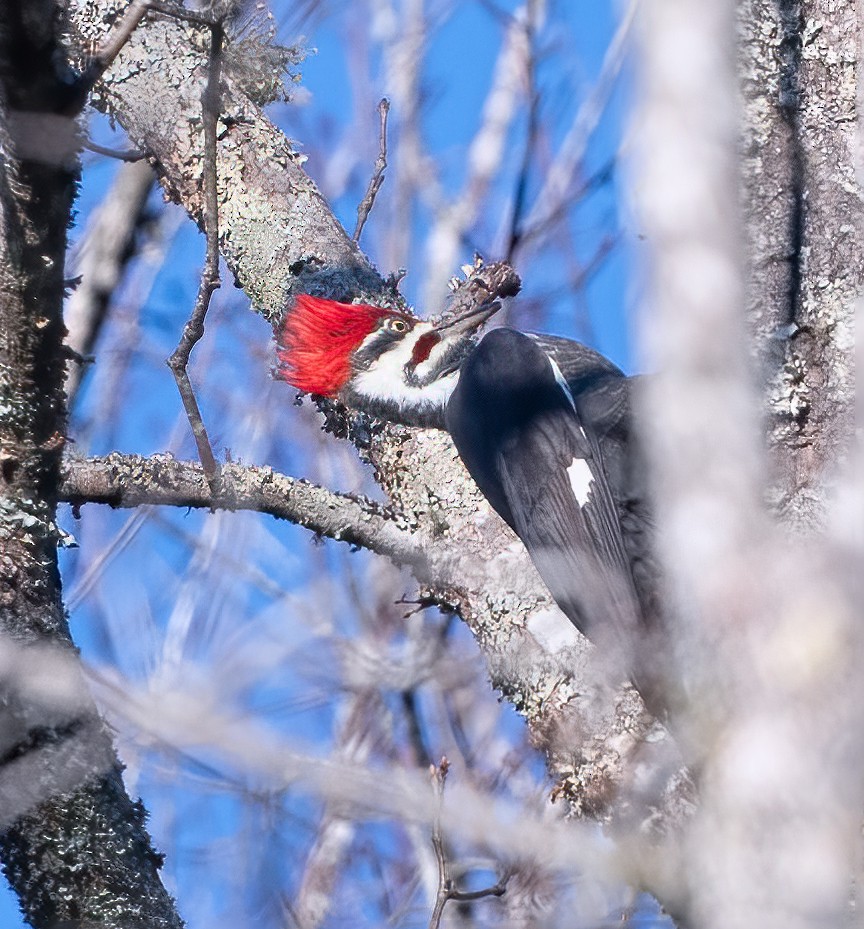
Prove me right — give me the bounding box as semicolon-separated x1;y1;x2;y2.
276;295;404;396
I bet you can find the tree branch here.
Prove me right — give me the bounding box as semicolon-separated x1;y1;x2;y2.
65;158;155;404
61;452;424;564
353;97;390;244
166;15;224;488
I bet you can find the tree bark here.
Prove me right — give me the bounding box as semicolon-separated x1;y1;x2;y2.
0;3;182;926
740;0;859;526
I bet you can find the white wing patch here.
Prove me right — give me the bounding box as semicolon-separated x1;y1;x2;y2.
548;355;594;506
547;355;591;438
567;457;594;507
547;356;577;412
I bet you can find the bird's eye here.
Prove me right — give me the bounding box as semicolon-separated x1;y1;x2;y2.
384;317;409;333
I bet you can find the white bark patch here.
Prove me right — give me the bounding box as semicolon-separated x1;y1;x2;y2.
567;457;594;507
525;605;581;654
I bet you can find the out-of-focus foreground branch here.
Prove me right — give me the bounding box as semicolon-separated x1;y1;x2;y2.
631;1;864;927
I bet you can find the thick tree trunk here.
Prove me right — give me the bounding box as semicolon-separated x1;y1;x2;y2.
740;0;859;525
0;3;182;926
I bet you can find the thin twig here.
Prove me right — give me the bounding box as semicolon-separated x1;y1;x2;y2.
503;8;539;263
520;0;636;238
515;157;615;250
73;0;227;489
353;98;391;243
449;885;507;903
166;18;225;491
428;759;507;929
83;139;147;162
428;758;451;929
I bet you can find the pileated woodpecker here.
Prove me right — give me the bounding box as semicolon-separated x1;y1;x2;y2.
275;295;660;699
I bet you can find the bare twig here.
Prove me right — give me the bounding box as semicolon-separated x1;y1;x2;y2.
448;885;508;903
166;18;224;490
421;5;534;310
353;98;391;243
428;759;507;929
520;0;635;239
428;758;452;929
503;10;539;263
66;510;152;613
515;158;615;250
83;139;147;161
74;0;227;488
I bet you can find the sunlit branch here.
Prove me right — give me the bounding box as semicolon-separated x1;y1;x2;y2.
79;0;220;98
60;453;424;564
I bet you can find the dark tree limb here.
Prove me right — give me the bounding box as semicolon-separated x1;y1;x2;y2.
0;2;182;926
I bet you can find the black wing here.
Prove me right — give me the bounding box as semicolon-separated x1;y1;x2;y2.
531;333;661;638
445;328;645;668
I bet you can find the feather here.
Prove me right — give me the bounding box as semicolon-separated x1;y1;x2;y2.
446;327;646;675
275;295;411;396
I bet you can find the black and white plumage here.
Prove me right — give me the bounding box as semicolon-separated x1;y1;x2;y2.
445;329;661;703
276;296;660;700
447;330;644;652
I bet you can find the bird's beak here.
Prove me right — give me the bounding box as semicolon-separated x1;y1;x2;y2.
431;300;501;339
